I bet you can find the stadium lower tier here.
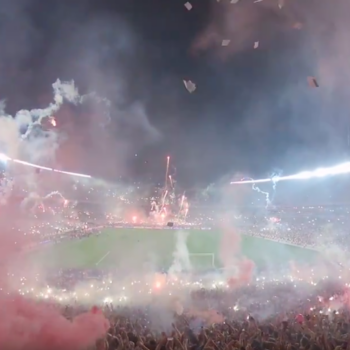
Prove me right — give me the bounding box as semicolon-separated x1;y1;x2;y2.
28;228;322;270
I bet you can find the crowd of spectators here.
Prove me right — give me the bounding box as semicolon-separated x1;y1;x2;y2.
16;274;350;350
3;197;350;348
95;284;350;350
229;205;350;252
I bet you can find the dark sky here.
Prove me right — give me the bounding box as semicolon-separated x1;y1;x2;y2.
0;0;350;188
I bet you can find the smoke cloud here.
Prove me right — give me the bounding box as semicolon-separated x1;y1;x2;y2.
168;230;192;276
191;0;350;179
0;299;109;350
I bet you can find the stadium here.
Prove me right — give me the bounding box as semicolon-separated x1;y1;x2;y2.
27;224;321;271
12;161;348;275
5;155;349;275
0;69;347;350
0;144;348;287
0;0;349;348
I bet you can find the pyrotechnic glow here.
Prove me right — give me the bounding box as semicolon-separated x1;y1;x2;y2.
0;153;9;163
0;152;91;178
231;162;350;185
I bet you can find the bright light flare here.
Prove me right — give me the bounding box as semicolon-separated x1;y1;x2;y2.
0;152;91;179
0;153;10;163
231;162;350;185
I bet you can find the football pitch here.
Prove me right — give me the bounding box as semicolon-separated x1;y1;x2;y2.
29;228;322;271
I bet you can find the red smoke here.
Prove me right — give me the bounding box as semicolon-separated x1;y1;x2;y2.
0;224;109;349
220;225;255;287
219;225;241;267
227;259;255;288
0;297;109;349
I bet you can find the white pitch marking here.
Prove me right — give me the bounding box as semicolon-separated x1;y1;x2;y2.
95;251;110;266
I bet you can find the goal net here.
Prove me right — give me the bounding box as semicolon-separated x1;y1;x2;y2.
189;253;216;270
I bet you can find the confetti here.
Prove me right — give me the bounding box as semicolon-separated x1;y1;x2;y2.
254;41;259;49
230;0;239;3
254;0;263;3
307;77;319;88
222;40;231;47
183;80;196;93
184;2;192;11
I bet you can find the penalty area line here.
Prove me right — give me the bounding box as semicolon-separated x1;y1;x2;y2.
95;251;110;266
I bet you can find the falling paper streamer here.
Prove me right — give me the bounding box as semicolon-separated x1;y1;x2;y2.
307;76;319;88
278;0;284;9
184;2;192;10
254;0;263;3
222;39;231;46
230;0;239;3
183;80;196;93
254;41;259;49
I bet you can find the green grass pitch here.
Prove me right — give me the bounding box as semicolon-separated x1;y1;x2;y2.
29;228;321;271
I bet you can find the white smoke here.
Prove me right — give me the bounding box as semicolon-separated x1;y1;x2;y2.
0;79;114;204
0;79;109;164
0;177;14;205
20;192;42;212
168;230;192;276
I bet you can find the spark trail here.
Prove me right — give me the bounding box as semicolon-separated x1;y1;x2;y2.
231;162;350;185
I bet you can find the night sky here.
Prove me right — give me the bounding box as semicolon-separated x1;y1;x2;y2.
0;0;349;191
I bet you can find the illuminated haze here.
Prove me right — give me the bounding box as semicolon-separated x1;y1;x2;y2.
0;0;347;192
